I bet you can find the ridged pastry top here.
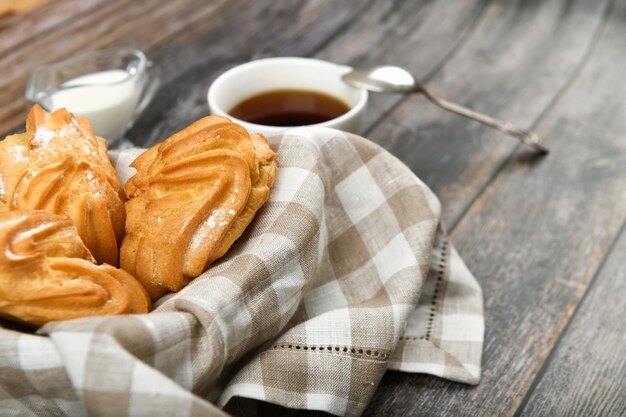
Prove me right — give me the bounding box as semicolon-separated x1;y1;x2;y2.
0;210;150;328
121;115;277;300
0;105;125;265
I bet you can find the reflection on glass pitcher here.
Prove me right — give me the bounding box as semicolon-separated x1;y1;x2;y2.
25;48;159;144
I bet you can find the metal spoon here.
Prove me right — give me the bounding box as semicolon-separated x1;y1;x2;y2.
342;65;548;153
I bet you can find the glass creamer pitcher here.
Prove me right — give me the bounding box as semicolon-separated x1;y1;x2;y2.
25;48;159;145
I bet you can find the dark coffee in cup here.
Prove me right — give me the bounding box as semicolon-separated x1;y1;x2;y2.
229;89;350;127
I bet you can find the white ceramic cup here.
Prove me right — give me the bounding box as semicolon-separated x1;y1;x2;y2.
207;57;368;135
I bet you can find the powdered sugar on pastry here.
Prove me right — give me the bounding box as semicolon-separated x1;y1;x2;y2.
230;188;240;204
31;125;75;149
31;119;88;155
71;118;89;137
32;126;55;147
190;208;233;249
7;145;27;163
209;208;232;229
85;170;99;190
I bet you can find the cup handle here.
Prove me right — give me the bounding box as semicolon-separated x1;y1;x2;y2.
135;60;160;118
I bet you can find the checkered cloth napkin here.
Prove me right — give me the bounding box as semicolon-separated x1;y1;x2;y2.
0;128;483;417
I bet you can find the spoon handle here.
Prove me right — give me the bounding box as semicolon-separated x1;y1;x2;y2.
415;85;548;153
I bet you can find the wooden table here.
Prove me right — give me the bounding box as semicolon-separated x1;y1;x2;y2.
2;1;625;416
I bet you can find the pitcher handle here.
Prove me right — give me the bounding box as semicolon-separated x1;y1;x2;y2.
134;60;160;118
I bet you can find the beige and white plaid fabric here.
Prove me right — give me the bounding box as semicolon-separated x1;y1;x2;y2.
0;128;483;417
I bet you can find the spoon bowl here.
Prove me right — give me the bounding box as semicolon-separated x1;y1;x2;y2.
342;66;416;93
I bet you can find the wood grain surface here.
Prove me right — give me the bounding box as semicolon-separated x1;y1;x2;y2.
519;222;626;417
1;1;625;416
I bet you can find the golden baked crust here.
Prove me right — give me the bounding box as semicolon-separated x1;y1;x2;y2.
0;210;150;328
121;115;277;300
0;105;125;265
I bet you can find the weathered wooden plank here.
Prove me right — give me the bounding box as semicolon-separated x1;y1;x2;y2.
366;0;626;415
130;0;490;146
313;0;489;130
0;0;231;134
518;223;626;416
0;0;381;139
0;0;489;142
0;0;490;144
364;0;610;227
126;0;379;145
0;0;100;51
